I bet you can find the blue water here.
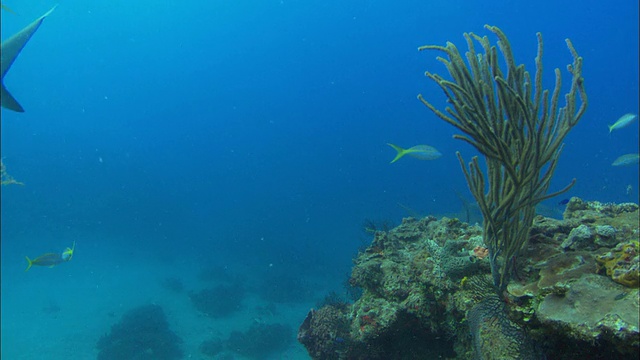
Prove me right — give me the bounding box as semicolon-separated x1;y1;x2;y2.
1;0;638;358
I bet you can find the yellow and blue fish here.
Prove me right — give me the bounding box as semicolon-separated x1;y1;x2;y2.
608;113;637;133
612;153;640;167
387;143;442;163
25;242;75;271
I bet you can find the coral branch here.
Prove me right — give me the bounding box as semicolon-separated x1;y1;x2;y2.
418;25;587;293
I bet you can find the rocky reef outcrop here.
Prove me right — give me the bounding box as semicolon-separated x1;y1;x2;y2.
298;197;639;359
96;304;183;360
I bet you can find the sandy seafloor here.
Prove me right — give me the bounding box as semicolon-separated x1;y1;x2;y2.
1;236;316;359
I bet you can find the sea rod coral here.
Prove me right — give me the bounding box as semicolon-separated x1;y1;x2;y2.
417;25;587;358
418;25;587;295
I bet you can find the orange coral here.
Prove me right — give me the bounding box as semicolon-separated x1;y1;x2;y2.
595;240;639;287
473;246;489;260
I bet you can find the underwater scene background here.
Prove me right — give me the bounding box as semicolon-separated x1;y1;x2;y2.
1;0;638;359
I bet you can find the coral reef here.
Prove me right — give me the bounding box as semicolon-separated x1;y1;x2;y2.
298;305;352;359
361;218;396;234
189;284;244;318
299;303;457;359
298;198;639;359
96;304;183;360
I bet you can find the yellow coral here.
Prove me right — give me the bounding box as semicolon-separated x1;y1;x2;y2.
595;241;639;287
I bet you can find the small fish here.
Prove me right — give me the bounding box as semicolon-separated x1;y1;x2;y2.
25;242;75;271
387;143;442;163
614;292;628;301
558;198;569;206
1;3;16;14
612;153;640;167
608;113;637;133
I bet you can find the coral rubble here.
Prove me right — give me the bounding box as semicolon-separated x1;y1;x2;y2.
298;198;639;359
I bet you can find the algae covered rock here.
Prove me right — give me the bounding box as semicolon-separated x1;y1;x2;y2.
561;224;595;250
301;215;479;358
537;274;639;354
297;305;351;359
511;199;640;358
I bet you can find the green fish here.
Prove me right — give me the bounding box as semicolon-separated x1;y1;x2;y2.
612;153;640;167
25;242;75;271
608;113;637;133
1;3;16;14
387;143;442;163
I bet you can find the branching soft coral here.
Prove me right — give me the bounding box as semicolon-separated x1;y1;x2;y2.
1;160;24;186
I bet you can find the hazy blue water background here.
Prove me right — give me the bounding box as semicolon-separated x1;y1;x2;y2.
1;0;638;358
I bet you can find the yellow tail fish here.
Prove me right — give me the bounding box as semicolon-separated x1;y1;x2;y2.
25;241;75;271
608;113;637;133
387;143;442;163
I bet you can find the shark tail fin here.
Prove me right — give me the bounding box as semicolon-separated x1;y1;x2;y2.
25;256;33;272
1;84;25;112
1;5;57;112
